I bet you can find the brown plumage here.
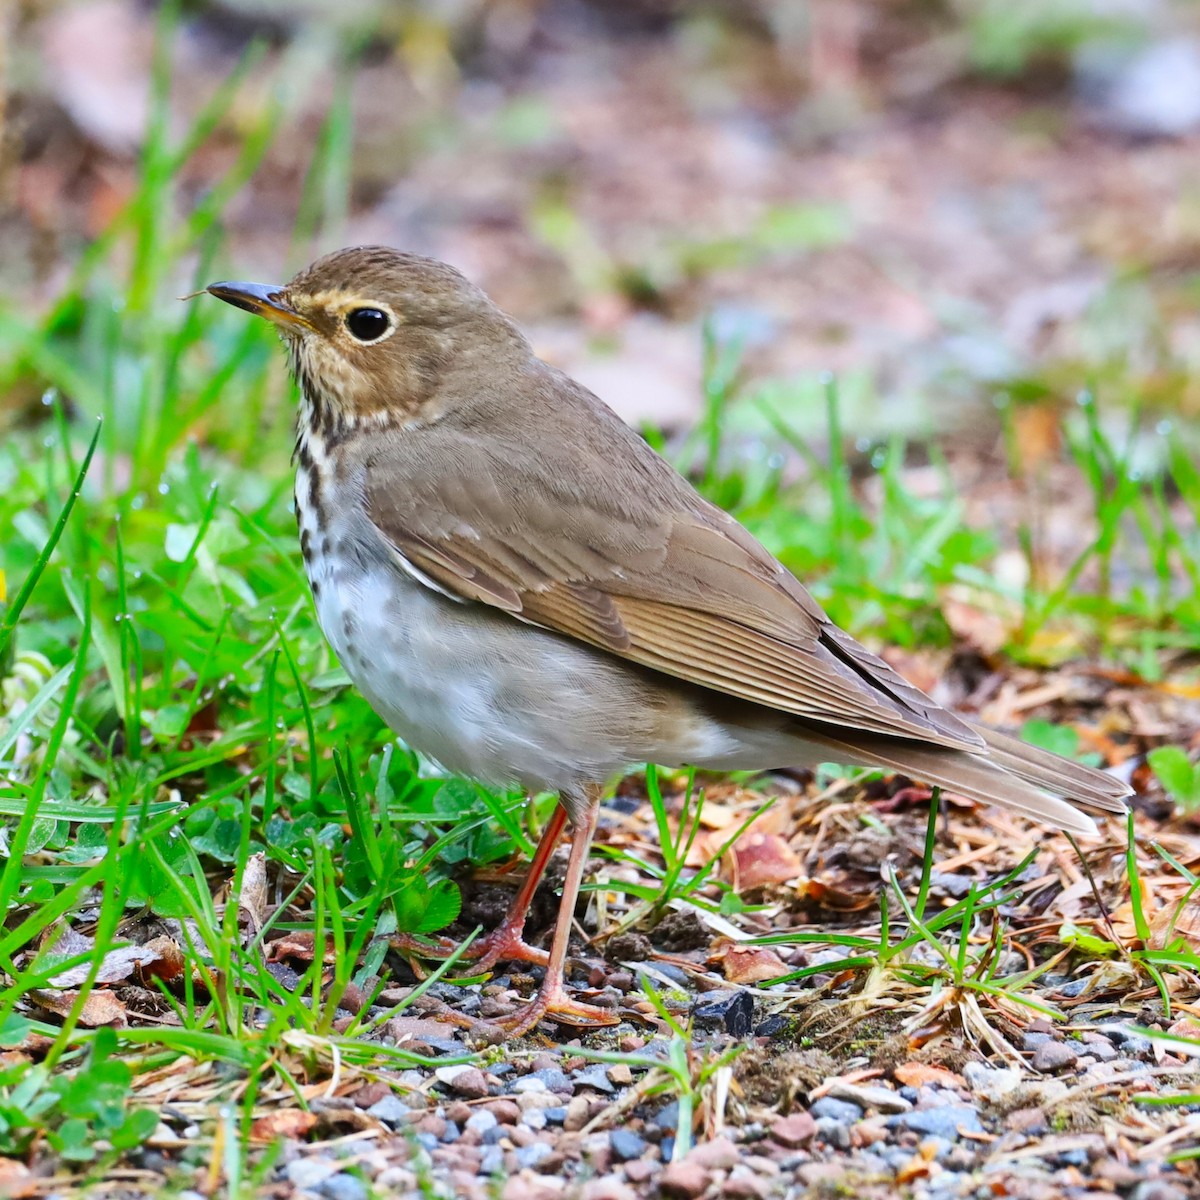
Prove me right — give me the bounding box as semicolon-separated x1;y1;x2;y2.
207;247;1130;1036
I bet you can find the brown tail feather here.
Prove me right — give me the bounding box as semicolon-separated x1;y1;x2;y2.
976;726;1130;814
799;724;1131;838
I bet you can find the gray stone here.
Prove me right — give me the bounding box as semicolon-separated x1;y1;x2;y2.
316;1176;368;1200
511;1075;550;1094
693;990;754;1037
515;1142;554;1170
1079;38;1200;138
465;1110;498;1136
573;1065;616;1094
365;1094;410;1126
892;1105;984;1140
1130;1183;1189;1200
654;1101;680;1130
610;1129;648;1161
814;1117;850;1149
286;1159;337;1190
531;1067;574;1093
963;1063;1022;1102
810;1097;862;1124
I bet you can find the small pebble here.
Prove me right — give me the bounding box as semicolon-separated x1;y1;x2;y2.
814;1117;849;1149
564;1095;590;1131
466;1111;498;1136
531;1067;573;1093
365;1095;410;1126
573;1065;616;1094
609;1129;647;1162
771;1111;817;1148
485;1099;521;1125
286;1159;337;1190
693;990;755;1037
316;1176;367;1200
810;1097;862;1124
438;1066;490;1099
686;1136;738;1170
512;1076;551;1095
515;1141;554;1170
523;1108;547;1130
654;1101;680;1131
659;1160;711;1198
1131;1183;1189;1200
754;1015;789;1037
962;1063;1022;1101
580;1179;639;1200
1032;1040;1078;1072
892;1105;983;1139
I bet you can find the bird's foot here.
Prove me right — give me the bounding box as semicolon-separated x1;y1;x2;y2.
391;920;550;972
491;982;621;1038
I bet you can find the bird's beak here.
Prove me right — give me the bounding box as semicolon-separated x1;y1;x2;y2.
206;281;311;330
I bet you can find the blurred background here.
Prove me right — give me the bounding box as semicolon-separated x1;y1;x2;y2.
6;0;1200;437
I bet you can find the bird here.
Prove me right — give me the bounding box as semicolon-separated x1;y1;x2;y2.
206;246;1131;1036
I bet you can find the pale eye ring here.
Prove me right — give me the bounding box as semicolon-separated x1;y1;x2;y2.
345;307;391;342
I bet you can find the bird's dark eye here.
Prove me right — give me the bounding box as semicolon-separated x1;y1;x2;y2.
345;307;391;342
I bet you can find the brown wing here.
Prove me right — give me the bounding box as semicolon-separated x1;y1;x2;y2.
361;372;985;752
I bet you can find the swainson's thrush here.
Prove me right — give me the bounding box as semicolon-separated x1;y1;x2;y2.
207;247;1130;1036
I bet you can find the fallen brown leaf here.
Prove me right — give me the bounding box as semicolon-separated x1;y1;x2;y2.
727;832;803;891
893;1062;965;1089
36;924;163;988
238;852;270;936
0;1158;37;1198
250;1109;319;1143
29;988;126;1027
709;941;790;985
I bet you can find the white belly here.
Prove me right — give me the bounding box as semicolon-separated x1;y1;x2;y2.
295;464;793;798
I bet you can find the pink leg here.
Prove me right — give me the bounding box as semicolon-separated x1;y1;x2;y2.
498;790;619;1036
391;804;569;970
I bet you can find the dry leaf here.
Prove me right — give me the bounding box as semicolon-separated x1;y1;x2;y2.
29;988;126;1027
0;1159;37;1198
727;832;803;890
238;852;270;935
709;941;790;985
267;932;332;964
250;1109;319;1143
941;599;1008;657
1152;896;1200;951
50;943;162;988
894;1062;965;1089
36;924;162;987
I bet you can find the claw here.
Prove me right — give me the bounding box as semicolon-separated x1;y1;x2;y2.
493;982;621;1038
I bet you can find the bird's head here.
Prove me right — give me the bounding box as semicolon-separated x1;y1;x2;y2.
206;246;524;437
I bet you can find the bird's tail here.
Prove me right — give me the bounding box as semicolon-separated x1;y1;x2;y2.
796;723;1130;837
